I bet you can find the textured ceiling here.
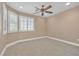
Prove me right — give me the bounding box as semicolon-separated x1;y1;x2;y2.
7;2;79;17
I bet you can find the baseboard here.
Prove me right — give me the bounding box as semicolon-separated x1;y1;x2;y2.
47;36;79;47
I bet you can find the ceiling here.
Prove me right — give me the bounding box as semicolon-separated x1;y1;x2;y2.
7;2;79;17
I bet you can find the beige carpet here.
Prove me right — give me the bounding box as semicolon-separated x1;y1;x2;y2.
3;38;79;56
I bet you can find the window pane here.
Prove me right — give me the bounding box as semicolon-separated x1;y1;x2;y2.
19;16;27;31
8;11;18;33
19;16;24;31
27;17;34;31
19;15;34;32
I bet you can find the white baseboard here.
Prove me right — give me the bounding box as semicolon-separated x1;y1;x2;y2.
47;36;79;47
1;36;79;56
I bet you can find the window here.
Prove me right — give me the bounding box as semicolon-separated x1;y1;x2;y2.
19;16;28;31
19;15;34;32
3;3;7;35
8;11;18;33
27;17;34;31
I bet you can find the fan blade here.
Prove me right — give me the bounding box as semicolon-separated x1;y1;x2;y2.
35;7;40;11
44;5;52;10
41;12;44;16
33;11;40;14
45;11;53;14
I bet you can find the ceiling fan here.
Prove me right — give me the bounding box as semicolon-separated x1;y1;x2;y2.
34;5;53;16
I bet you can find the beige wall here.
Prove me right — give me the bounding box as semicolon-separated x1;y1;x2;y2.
0;35;8;53
47;6;79;42
0;3;1;37
0;2;3;53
